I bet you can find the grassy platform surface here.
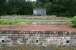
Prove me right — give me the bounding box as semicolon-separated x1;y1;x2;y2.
0;19;32;25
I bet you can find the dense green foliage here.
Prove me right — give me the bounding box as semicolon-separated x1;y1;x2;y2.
0;0;33;15
36;0;76;16
0;0;76;16
71;16;76;27
46;0;76;16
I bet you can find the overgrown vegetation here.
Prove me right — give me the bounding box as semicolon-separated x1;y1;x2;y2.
71;16;76;27
0;0;76;16
0;19;32;25
46;0;76;16
0;0;33;16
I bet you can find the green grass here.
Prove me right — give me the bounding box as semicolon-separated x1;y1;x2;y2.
0;19;32;25
0;16;72;25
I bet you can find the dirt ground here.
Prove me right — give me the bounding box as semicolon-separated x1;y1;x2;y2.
0;24;76;32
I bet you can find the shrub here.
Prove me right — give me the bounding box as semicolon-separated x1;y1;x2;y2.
71;16;76;27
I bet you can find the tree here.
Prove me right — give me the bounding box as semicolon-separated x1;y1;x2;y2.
5;0;33;15
0;0;7;16
35;0;50;8
47;0;76;16
17;2;33;15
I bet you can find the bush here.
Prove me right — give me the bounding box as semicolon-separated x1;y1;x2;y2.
71;16;76;27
